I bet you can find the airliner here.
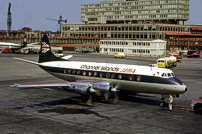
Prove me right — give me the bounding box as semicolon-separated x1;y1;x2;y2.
0;35;38;52
11;34;188;106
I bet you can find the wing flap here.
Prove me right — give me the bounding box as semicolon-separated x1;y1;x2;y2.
14;57;40;65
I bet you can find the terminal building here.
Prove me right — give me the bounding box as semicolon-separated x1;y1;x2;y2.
99;39;166;56
62;0;202;52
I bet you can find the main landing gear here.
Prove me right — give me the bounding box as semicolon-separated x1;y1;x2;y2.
159;98;166;107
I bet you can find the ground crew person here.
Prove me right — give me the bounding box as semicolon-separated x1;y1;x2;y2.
168;94;173;111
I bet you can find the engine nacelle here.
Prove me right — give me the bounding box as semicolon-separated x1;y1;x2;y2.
63;83;90;94
93;83;111;92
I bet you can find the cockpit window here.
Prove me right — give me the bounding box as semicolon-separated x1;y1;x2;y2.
161;73;167;77
171;73;175;77
161;73;174;78
158;60;165;63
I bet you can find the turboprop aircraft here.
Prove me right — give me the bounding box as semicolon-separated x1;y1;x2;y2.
10;34;188;106
0;35;38;53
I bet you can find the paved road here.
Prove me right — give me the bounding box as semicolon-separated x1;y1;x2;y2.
0;52;201;134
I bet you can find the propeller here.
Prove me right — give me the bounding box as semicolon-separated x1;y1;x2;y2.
86;95;92;105
104;83;119;103
86;82;101;105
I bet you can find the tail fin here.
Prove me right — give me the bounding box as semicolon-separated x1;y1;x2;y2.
38;34;66;63
23;35;27;46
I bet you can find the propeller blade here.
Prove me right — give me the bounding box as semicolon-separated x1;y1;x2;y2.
86;95;92;105
104;92;111;101
94;90;101;96
113;93;119;104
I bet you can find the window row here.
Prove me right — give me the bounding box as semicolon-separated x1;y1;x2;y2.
63;25;190;32
100;41;128;45
132;49;151;54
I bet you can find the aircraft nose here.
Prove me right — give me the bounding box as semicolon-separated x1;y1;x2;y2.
185;87;188;92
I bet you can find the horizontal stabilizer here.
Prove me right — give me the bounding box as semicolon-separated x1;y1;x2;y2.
14;57;40;65
27;42;39;46
10;82;69;88
61;55;73;60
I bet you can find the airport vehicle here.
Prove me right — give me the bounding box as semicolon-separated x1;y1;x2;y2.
191;97;202;114
86;47;94;53
0;35;38;53
11;35;187;106
75;48;82;52
187;51;200;58
114;53;126;58
82;47;88;53
169;54;182;62
179;50;200;58
157;56;177;68
75;47;94;53
20;45;63;57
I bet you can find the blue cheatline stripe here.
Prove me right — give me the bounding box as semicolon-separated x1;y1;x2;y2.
40;66;183;85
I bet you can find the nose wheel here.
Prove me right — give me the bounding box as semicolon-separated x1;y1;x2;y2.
159;98;166;107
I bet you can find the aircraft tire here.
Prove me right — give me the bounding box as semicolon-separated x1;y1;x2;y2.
159;101;165;107
194;104;202;114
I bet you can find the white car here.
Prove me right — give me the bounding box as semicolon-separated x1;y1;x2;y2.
114;53;126;58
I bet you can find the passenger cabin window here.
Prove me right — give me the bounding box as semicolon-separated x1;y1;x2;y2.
118;74;122;79
77;70;80;75
129;75;133;80
83;71;86;76
106;73;110;78
72;70;75;74
68;70;71;74
100;73;104;78
94;72;97;77
111;74;115;78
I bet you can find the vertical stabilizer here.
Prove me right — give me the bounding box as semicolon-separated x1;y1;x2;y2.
38;34;66;63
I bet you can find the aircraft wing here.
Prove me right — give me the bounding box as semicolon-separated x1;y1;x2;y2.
10;82;69;88
14;57;40;65
10;80;119;104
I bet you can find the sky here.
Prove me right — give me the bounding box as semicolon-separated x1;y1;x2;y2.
0;0;201;32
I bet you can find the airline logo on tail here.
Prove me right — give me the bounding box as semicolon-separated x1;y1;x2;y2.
42;42;50;53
